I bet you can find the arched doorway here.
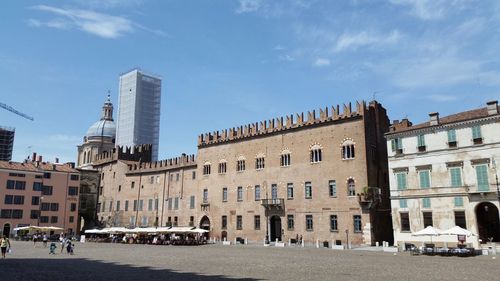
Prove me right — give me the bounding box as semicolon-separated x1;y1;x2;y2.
476;202;500;243
270;216;282;242
221;231;227;241
200;216;210;239
2;223;11;237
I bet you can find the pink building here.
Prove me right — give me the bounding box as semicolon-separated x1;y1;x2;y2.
0;154;80;237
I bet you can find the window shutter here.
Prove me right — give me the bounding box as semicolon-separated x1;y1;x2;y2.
450;168;462;187
476;165;489;191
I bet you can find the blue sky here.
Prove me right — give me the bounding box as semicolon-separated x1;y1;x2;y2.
1;0;499;163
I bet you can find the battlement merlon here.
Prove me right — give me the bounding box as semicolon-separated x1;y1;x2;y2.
197;100;371;147
93;144;153;165
126;153;197;174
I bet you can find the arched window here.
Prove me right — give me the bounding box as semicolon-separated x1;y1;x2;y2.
83;151;87;164
255;153;265;170
203;162;211;175
310;144;322;163
237;156;246;172
218;160;227;174
87;151;91;163
280;149;291;167
342;140;355;160
347;178;356;196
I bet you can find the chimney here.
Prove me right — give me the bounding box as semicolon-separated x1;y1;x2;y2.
487;100;498;115
32;152;37;162
55;157;59;163
429;112;439;126
52;164;57;171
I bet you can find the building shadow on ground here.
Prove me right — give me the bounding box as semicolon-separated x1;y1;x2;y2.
0;258;260;281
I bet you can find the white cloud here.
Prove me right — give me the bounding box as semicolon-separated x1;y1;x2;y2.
236;0;262;14
48;134;81;142
388;0;469;20
313;58;330;67
333;30;400;52
75;0;144;9
279;54;295;61
30;5;165;39
273;45;286;51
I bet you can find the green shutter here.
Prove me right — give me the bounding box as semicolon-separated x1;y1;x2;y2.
397;173;407;190
476;165;489;191
417;135;425;147
472;126;482;139
450;168;462;187
454;197;464;207
397;138;402;150
391;139;396;152
422;198;431;208
447;129;456;142
399;199;408;208
419;171;430;189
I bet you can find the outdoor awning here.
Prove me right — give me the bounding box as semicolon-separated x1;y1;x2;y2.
411;226;441;236
440;226;476;237
13;225;63;232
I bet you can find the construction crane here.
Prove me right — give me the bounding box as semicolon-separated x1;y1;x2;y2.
0;102;34;121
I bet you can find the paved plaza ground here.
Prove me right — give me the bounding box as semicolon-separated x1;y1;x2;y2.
1;241;499;281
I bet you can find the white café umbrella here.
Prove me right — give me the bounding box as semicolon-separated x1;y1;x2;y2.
412;226;442;243
440;226;476;237
191;228;209;234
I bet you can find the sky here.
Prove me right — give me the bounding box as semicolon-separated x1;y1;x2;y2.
1;0;499;163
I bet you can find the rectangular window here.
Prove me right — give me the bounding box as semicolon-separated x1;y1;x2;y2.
125;200;129;211
222;187;227;202
254;215;260;230
33;182;42;191
101;201;105;212
168;198;172;210
254;185;261;201
330;215;338;231
391;138;403;153
68;186;78;196
475;165;489;191
472;125;482;142
109;201;113;212
396;173;407;190
15;181;26;190
4;195;13;204
454;197;464;207
400;213;410;232
287;183;294;199
450;167;462;187
281;153;291;167
447;129;457;147
139;200;144;211
419;170;431;189
116;201;120;212
399;199;408;208
51;216;58;223
50;203;59;211
174;197;179;210
30;210;39;219
42;185;53;195
422;198;431;208
190;196;195;209
454;211;467;229
133;200;137;211
423;212;433;227
203;189;208;203
353;215;362;232
236;215;242;230
271;184;277;199
237;160;246;172
148;199;153;211
13;195;24;205
237;186;243;202
203;164;211;175
39;216;49;223
155;199;159;211
131;181;135;189
218;162;227;174
255;157;265;170
329;180;337;197
305;215;313;231
6;180;15;189
70;203;77;212
192;171;196;179
41;202;50;211
70;174;79;181
31;196;39;206
417;135;426;151
176;173;180;181
69;216;74;223
287;214;294;230
305;182;312;199
0;210;12;218
221;215;227;229
44;172;51;179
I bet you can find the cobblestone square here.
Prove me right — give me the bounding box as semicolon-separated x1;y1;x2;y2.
1;241;499;281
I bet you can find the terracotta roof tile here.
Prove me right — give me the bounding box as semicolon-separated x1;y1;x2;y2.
0;160;78;173
389;105;499;134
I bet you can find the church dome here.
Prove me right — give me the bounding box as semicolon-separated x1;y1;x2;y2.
86;120;116;139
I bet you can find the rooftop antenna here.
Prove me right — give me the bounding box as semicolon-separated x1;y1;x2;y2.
372;91;381;101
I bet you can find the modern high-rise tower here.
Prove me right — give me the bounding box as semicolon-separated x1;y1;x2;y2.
0;126;15;161
116;68;161;161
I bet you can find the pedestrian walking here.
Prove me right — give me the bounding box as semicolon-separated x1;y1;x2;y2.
1;235;11;259
42;233;48;248
33;233;38;248
61;237;67;253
